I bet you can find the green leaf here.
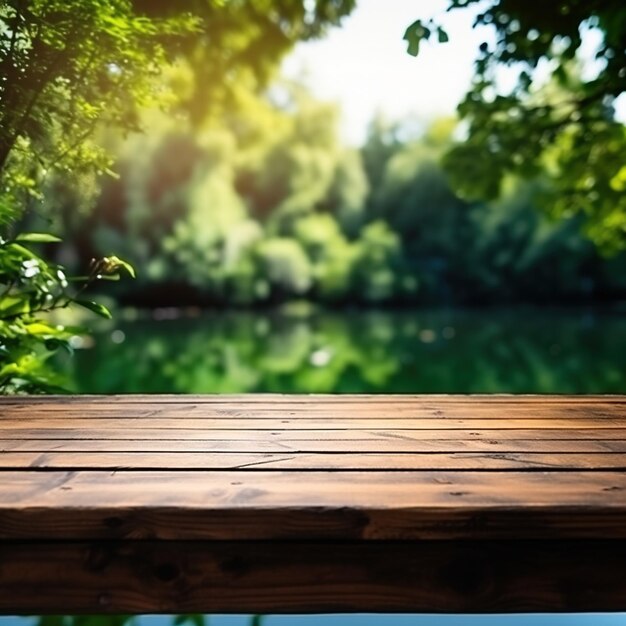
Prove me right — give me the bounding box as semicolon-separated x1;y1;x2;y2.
25;322;58;335
403;20;424;56
102;255;136;278
610;165;626;192
121;262;136;279
74;299;113;319
112;257;136;278
14;233;62;243
0;296;31;317
437;27;449;43
10;243;41;259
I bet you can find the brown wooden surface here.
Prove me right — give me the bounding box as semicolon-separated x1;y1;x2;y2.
3;539;626;614
1;394;626;613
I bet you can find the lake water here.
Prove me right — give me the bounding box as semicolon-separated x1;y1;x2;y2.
66;306;626;394
44;306;626;625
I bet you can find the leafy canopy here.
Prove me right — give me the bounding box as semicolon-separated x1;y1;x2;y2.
0;0;355;220
405;0;626;252
0;0;355;392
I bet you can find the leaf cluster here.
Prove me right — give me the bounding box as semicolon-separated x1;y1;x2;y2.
0;233;134;393
406;0;626;252
0;0;355;200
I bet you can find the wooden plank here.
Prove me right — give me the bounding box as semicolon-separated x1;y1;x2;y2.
2;539;626;613
1;394;623;407
3;427;626;441
4;437;626;453
2;404;624;420
3;470;626;540
1;394;624;403
3;417;626;429
1;394;626;615
4;451;626;471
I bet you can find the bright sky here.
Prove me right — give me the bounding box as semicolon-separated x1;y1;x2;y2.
282;0;626;145
282;0;489;144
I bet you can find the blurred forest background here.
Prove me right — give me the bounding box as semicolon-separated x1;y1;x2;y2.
1;0;626;393
36;95;626;308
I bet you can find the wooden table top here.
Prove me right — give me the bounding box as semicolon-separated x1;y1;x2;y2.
1;394;626;613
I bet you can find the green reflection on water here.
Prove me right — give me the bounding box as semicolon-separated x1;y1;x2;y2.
66;308;626;394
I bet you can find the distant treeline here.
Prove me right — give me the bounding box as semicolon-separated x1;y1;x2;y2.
44;82;626;307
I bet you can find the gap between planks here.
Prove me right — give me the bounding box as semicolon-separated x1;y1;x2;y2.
3;451;626;471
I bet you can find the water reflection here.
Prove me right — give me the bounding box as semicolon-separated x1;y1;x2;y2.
66;307;626;394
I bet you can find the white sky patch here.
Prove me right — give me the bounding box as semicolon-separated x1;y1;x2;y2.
282;0;491;145
615;93;626;123
282;0;626;144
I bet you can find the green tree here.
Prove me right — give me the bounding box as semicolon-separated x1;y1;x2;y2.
321;148;369;237
405;0;626;251
79;102;626;306
352;221;404;303
467;179;606;302
361;114;403;192
293;213;356;300
0;0;356;391
236;83;343;228
365;120;473;301
1;0;356;220
67;80;378;305
0;0;199;219
255;237;312;298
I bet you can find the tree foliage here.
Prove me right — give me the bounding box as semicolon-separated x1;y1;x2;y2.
48;83;626;307
0;0;355;392
0;235;133;393
0;0;355;219
69;82;412;306
405;0;626;251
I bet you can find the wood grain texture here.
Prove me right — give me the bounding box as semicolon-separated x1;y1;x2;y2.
1;394;623;402
3;469;626;540
4;418;626;429
2;404;624;420
1;394;626;614
5;437;626;453
4;427;626;440
2;539;626;613
4;451;626;470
